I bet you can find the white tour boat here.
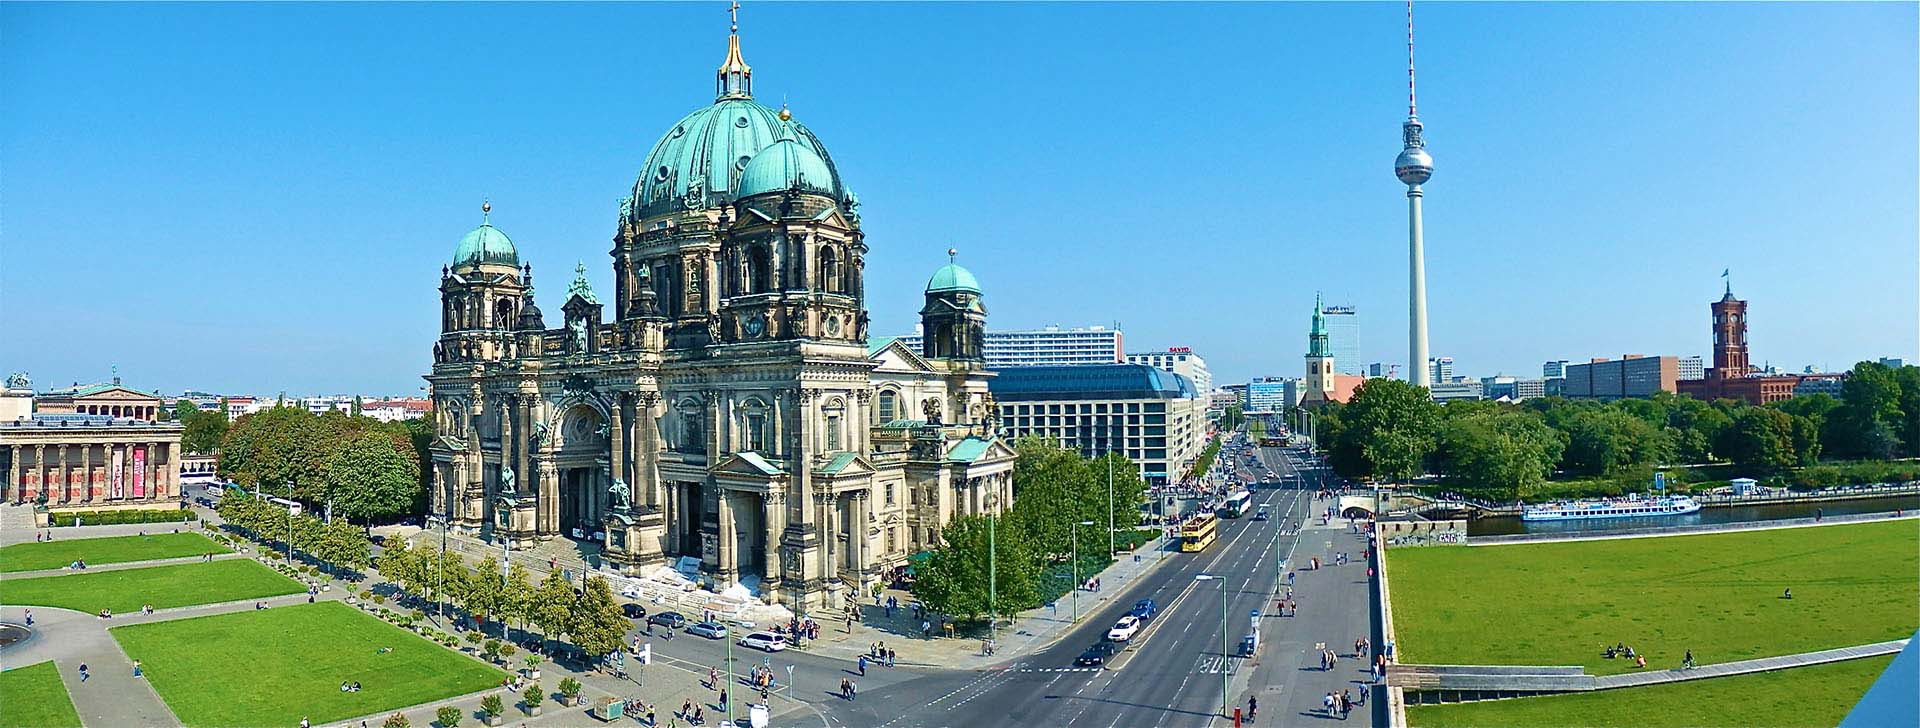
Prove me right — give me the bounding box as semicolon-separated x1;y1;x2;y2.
1521;494;1702;522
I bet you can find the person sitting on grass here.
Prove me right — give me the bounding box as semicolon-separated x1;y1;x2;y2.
1783;588;1793;599
341;682;351;693
1635;655;1648;669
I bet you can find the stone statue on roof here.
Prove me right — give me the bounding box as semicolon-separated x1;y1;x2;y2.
4;372;27;390
609;477;632;513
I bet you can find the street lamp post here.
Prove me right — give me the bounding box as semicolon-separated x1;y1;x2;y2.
1071;520;1094;624
1194;574;1230;720
725;626;737;724
986;494;999;649
1107;457;1116;558
284;479;296;565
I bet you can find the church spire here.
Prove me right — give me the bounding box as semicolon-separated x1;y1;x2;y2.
716;1;753;100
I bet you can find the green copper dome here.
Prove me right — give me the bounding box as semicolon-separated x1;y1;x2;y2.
627;99;842;221
737;133;838;199
926;263;981;294
453;222;518;268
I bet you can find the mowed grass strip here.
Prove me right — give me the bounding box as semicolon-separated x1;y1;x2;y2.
1408;654;1892;728
0;660;82;728
0;559;301;613
111;601;506;728
1389;520;1918;674
0;532;229;573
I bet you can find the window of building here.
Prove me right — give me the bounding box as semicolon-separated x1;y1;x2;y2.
886;481;896;506
878;391;898;423
826;413;843;451
745;412;767;452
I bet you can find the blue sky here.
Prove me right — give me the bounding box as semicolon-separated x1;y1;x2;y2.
4;2;1914;395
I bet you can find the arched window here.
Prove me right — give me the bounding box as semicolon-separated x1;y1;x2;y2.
877;390;898;423
747;245;772;294
818;247;841;294
823;399;845;452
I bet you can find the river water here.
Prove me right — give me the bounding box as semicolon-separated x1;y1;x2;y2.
1467;495;1920;536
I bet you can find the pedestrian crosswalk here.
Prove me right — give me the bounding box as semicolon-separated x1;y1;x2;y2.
1196;656;1244;675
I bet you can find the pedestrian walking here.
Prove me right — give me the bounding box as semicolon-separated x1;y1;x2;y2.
858;655;867;676
23;609;31;627
78;663;89;682
1323;692;1336;718
1684;650;1696;669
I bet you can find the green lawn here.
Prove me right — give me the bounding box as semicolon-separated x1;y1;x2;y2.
111;601;506;728
0;559;302;613
1389;520;1918;674
1408;655;1892;728
0;532;229;573
0;660;82;728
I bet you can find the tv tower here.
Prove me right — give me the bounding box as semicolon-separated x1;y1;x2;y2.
1396;0;1435;390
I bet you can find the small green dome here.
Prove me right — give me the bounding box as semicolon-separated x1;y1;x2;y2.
926;263;981;294
737;135;837;199
627;99;841;221
453;223;518;268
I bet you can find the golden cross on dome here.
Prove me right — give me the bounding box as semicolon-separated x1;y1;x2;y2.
729;1;739;32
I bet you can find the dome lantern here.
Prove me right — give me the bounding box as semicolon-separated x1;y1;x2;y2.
453;201;519;269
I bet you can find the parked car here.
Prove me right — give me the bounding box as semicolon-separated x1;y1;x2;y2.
738;632;788;652
1106;615;1143;643
687;621;729;639
1075;641;1122;667
647;611;687;630
621;603;648;620
1129;599;1158;621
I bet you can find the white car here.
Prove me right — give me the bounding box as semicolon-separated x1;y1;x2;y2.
1106;615;1143;642
738;632;788;652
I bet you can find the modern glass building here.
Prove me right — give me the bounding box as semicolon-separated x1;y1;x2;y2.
989;364;1206;484
899;324;1122;368
1322;304;1361;375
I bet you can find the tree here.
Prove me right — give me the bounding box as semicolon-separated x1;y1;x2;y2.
382;713;409;728
521;683;544;711
501;563;536;637
327;430;419;527
1333;379;1442;481
1006;438;1091;558
481;695;505;720
377;539;419;593
1717;408;1798;470
1086;452;1147;546
1439;409;1565;502
910;514;1041;620
171;399;196;422
1662;395;1731;463
435;550;472;617
180;406;229;455
568;577;629;661
436;706;461;728
1560;409;1671;475
530;570;574;650
464;557;508;635
351;395;365;418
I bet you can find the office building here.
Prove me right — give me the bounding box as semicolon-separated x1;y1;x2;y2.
1125;347;1212;397
1429;380;1484;402
1563;355;1680;400
1245;378;1297;413
1880;357;1906;369
898;324;1122;368
1482;375;1547;402
1321;304;1362;375
1542;360;1569;380
1678;355;1705;381
1794;373;1846;399
1303;296;1363;405
990;364;1206;485
1427;356;1454;385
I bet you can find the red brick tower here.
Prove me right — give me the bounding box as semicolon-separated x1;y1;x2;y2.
1710;285;1749;380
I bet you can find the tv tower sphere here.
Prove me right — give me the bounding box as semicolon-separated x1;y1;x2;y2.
1395;123;1433;186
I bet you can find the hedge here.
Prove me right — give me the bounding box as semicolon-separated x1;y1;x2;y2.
51;509;196;527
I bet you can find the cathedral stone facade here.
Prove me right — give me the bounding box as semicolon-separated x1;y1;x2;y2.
425;25;1013;610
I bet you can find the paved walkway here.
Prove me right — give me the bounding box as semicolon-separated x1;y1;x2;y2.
1594;639;1909;690
0;518;203;547
2;605;180;727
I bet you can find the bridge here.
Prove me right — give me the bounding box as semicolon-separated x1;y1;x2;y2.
1339;492;1518;519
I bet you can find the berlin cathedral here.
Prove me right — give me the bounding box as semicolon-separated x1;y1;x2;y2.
425;19;1014;610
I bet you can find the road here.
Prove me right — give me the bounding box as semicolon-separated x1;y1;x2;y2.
805;438;1382;728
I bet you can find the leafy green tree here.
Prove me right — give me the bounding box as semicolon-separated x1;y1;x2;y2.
464;557;508;635
530;569;575;650
1560;409;1672;475
568;577;629;660
1893;366;1920;456
327;430;420;526
1007;438;1090;558
501;562;536;637
1440;409;1566;502
180;406;229;455
910;514;1041;620
436;706;460;727
1334;379;1442;481
377;538;419;592
1717;407;1799;469
171;399;196;422
481;694;505;719
318;519;372;575
1086;452;1146;548
351;395;364;418
382;713;409;728
1661;394;1731;463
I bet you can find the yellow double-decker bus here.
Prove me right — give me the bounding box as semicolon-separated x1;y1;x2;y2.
1180;514;1219;553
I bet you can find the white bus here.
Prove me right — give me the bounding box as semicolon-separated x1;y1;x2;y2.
1217;491;1254;518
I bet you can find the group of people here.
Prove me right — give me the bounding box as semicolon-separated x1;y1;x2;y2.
860;644;898;672
67;559;89;570
1605;642;1650;669
837;677;860;701
674;699;706;725
1321;687;1362;718
337;681;363;693
777;617;820;643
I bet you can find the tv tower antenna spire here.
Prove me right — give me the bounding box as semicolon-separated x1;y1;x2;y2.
1396;0;1435;391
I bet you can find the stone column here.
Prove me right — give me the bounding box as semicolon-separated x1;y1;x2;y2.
610;394;627;491
32;444;46;502
763;491;785;588
538;457;559;536
79;444;92;502
56;445;70;503
4;445;17;502
716;489;737;583
637;392;661;509
144;441;157;500
500;394;516;497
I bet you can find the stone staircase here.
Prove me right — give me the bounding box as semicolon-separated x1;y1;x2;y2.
1;503;38;538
